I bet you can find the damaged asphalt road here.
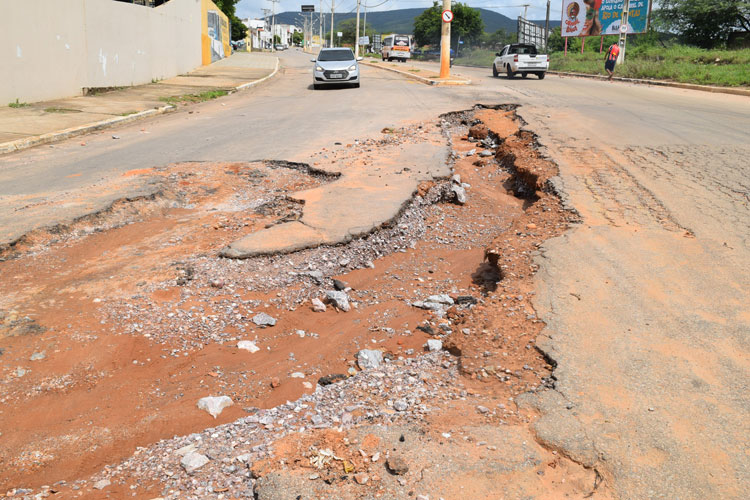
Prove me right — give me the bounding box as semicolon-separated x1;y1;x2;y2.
1;49;749;499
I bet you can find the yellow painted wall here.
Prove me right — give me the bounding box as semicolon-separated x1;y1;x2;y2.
201;0;231;65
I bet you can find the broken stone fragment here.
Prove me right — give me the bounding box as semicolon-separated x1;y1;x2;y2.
181;452;209;474
386;456;409;475
318;373;347;386
451;184;467;205
426;339;443;352
325;290;351;312
252;312;277;327
197;395;233;418
357;349;383;370
237;340;260;353
311;298;327;312
333;279;348;291
427;294;454;305
30;351;46;361
92;479;110;490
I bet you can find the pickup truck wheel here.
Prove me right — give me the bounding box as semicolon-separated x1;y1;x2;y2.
537;72;546;80
521;72;528;78
492;64;498;77
506;65;515;79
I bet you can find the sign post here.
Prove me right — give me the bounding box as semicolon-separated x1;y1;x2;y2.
440;2;452;79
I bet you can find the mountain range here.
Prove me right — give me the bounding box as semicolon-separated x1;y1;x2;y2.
267;8;559;35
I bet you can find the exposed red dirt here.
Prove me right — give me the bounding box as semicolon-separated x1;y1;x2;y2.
1;108;597;498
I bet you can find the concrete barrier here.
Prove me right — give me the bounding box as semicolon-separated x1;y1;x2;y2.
0;0;202;104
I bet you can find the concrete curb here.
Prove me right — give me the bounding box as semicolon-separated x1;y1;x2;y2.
0;105;175;156
0;57;281;157
548;70;750;97
234;57;280;91
361;61;471;86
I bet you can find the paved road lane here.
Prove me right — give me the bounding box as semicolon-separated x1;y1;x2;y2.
2;51;749;500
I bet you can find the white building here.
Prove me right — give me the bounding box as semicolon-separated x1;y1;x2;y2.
242;19;300;50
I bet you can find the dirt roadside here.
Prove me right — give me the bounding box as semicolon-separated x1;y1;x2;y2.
1;106;614;499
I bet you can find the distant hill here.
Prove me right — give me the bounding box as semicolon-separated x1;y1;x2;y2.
268;8;559;35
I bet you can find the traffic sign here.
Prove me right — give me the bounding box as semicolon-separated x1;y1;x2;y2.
442;10;453;23
301;5;315;12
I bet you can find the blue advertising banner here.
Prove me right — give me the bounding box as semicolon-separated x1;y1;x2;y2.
561;0;650;37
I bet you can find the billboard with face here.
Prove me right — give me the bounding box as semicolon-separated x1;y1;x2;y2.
561;0;650;37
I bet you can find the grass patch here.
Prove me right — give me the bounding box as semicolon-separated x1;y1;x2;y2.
453;48;497;68
8;99;30;108
409;69;421;73
551;45;750;87
119;110;139;116
159;89;229;105
44;107;82;113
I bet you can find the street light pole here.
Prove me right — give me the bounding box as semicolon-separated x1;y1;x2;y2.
330;0;335;48
439;0;451;79
319;0;323;47
355;0;361;58
270;0;279;52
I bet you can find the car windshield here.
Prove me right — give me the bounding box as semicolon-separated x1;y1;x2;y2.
318;49;354;61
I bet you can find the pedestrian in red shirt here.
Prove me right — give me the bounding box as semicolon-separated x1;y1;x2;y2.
605;42;620;81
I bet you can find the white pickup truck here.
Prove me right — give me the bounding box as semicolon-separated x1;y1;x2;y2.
492;43;548;80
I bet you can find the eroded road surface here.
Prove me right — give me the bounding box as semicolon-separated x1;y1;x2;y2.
1;50;748;499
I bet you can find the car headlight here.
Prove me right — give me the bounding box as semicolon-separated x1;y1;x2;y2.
315;65;323;71
348;65;357;72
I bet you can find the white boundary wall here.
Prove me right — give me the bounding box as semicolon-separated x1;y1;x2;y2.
0;0;202;104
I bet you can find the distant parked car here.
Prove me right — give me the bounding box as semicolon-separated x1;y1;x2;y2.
274;44;286;51
311;48;362;89
492;43;548;79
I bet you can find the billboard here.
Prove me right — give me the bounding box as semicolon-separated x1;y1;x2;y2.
561;0;650;37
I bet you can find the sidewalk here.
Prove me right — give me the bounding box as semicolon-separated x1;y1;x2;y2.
361;57;472;86
0;52;278;155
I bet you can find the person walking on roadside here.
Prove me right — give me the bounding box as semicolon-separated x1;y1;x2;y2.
605;41;620;81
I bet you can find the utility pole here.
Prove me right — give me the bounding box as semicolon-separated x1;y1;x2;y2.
330;0;335;47
522;4;529;20
270;0;279;52
617;0;630;63
319;0;323;47
261;8;271;50
363;5;367;52
439;0;451;79
354;0;361;58
544;0;550;52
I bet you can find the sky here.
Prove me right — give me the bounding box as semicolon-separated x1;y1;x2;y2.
236;0;564;23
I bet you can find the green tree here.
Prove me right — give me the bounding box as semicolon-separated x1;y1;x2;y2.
214;0;248;41
293;31;304;46
335;18;376;45
413;2;484;48
655;0;749;48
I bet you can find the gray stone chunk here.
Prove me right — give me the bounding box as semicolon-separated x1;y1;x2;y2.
181;452;210;474
426;339;443;352
325;290;351;312
197;396;234;418
357;349;383;370
252;312;277;327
